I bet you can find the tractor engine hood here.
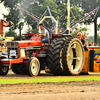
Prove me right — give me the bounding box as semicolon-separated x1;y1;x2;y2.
7;40;42;48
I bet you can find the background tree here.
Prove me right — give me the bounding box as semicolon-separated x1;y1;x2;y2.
0;0;83;34
5;28;17;37
79;0;100;43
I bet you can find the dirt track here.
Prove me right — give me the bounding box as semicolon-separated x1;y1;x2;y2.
0;70;100;100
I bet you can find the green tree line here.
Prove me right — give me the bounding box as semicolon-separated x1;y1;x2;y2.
0;0;100;43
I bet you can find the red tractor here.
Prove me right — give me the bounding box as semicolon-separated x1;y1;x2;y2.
0;16;84;76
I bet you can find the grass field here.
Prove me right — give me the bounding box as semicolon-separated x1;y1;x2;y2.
0;76;100;85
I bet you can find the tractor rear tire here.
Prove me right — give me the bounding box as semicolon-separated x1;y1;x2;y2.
26;57;40;76
52;38;66;75
47;39;57;74
0;65;9;76
62;38;84;75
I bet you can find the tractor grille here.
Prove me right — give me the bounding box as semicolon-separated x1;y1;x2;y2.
8;48;19;59
7;42;19;47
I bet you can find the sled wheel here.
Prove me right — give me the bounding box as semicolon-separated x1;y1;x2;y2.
27;57;40;76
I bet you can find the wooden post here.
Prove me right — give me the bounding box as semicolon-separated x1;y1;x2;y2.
94;17;97;43
19;22;22;41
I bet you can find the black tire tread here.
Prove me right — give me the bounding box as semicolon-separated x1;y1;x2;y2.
47;39;57;71
11;64;21;74
52;38;66;76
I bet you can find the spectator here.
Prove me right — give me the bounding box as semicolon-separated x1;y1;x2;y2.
57;29;61;34
0;36;5;51
77;32;85;45
94;43;96;46
91;42;94;46
82;33;86;40
0;46;1;51
3;42;7;53
84;41;89;51
77;32;89;51
1;40;4;47
85;41;89;46
96;43;99;46
2;39;5;45
89;43;91;46
0;34;4;40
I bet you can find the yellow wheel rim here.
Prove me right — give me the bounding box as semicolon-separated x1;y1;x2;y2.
68;40;83;73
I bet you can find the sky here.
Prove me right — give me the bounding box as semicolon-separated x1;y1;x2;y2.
0;2;100;36
0;3;8;19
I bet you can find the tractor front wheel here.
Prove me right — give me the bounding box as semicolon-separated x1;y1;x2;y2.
11;64;20;74
26;57;40;76
0;65;9;75
12;63;27;74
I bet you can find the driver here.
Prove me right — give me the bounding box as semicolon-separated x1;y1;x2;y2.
39;23;49;43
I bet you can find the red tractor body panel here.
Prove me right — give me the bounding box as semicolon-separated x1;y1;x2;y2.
18;40;42;47
0;57;27;66
10;36;42;47
1;36;44;66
